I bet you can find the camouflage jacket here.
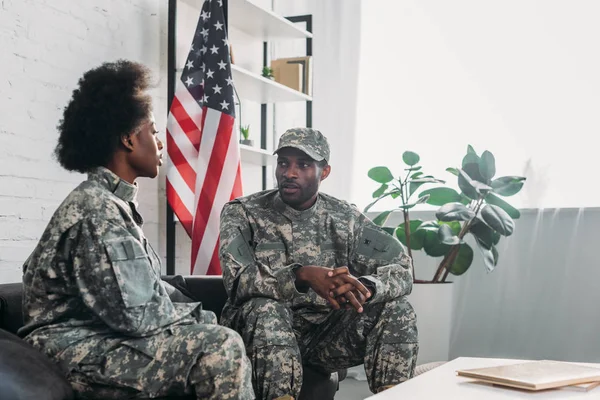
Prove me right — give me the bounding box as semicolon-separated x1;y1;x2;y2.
219;189;413;318
19;167;200;361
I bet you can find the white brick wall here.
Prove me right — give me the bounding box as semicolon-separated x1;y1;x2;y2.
0;0;168;283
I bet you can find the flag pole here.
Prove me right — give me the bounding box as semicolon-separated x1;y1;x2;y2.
166;0;177;276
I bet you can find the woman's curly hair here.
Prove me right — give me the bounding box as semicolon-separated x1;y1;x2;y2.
54;60;153;172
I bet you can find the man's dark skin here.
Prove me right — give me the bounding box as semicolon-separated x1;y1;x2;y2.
275;147;371;312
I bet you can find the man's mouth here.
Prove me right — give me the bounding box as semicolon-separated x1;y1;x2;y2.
158;154;163;166
281;183;299;194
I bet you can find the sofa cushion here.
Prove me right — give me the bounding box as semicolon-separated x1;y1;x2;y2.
0;282;23;335
0;328;74;400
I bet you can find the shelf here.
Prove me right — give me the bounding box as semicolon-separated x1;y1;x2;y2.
232;64;312;103
229;0;312;41
240;144;275;166
178;0;312;41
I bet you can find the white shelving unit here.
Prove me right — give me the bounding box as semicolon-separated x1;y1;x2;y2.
227;0;312;168
232;64;312;103
240;144;275;165
228;0;312;41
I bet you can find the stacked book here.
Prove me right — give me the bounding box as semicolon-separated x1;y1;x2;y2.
457;360;600;392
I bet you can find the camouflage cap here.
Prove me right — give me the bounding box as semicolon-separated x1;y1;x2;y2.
274;128;330;162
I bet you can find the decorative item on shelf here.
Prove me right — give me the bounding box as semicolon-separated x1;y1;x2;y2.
366;146;526;364
271;56;312;95
261;66;274;80
239;124;253;147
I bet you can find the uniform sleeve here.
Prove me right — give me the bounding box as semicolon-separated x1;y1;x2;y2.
349;213;413;304
219;201;301;306
70;220;200;336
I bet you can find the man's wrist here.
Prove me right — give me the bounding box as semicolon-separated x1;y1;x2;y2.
293;265;310;293
358;277;377;302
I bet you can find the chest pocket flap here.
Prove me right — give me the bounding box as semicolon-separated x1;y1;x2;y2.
105;237;156;308
356;226;401;261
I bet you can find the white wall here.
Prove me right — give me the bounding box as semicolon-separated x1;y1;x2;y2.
353;0;600;212
0;0;168;283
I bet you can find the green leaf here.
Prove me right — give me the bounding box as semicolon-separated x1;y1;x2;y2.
462;153;480;168
423;230;451;257
382;227;395;236
458;168;479;200
479;150;496;180
486;193;521;219
416;220;441;232
402;151;420;166
491;176;526;196
409;182;424;196
396;220;425;250
467;145;477;155
480;204;515;236
398;197;428;210
438;224;461;245
458;167;492;199
372;184;388;198
446;167;459;176
419;187;462;206
436;202;475;222
364;189;400;212
372;210;392;227
410;178;445;184
405;166;422;172
463;162;488;184
440;220;461;235
411;171;424;179
449;243;474;276
368;166;394;183
476;242;499;272
469;221;498;250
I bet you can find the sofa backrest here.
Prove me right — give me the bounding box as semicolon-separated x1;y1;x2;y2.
0;276;229;335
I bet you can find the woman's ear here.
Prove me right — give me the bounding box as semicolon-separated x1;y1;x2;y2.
121;133;135;151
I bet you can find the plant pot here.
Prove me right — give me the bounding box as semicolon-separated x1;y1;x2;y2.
408;282;454;365
240;139;254;146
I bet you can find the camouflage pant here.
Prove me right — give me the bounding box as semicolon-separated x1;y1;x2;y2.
58;316;254;399
222;297;418;399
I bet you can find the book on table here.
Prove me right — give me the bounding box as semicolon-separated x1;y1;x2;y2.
456;360;600;391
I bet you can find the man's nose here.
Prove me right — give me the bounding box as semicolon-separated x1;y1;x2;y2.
156;137;164;150
283;165;298;179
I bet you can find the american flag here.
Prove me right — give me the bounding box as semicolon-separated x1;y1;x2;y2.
166;0;242;275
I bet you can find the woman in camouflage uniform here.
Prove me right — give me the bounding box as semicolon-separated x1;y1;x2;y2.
19;60;254;400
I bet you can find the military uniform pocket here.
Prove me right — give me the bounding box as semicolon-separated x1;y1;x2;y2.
105;238;156;308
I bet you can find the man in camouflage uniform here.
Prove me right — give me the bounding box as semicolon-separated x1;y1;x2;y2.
219;128;419;399
20;166;254;400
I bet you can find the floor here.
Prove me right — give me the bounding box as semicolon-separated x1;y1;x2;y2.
336;377;372;400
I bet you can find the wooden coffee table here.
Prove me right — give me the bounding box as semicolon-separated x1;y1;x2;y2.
366;357;600;399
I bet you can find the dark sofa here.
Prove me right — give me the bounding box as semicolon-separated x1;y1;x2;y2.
0;276;342;400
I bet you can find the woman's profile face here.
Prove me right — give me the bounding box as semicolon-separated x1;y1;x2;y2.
129;113;163;179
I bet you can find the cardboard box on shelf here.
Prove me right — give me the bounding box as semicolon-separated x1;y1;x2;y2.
271;56;312;96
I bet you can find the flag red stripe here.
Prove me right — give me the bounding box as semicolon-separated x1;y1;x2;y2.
231;163;243;200
190;113;234;269
166;180;193;236
170;97;201;151
166;130;197;193
206;242;221;275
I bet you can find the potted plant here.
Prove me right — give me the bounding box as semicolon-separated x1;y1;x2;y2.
366;145;526;363
239;124;253;147
262;66;274;80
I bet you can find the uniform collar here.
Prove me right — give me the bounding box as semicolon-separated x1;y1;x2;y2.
88;167;138;203
274;192;320;221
